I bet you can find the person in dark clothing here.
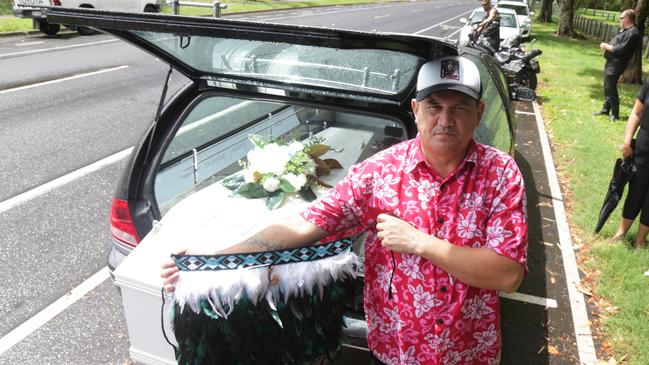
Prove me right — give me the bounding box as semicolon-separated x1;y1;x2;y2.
594;9;641;121
475;0;500;54
612;78;649;249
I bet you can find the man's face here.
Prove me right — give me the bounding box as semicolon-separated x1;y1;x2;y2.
411;90;484;158
620;13;631;27
481;1;491;10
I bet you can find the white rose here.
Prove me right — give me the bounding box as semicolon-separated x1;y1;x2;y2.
287;141;304;155
253;143;291;175
283;173;307;191
244;169;257;183
262;176;281;192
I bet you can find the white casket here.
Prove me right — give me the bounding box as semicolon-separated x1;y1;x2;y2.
113;127;373;365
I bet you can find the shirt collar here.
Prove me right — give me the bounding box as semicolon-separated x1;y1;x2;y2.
404;135;478;174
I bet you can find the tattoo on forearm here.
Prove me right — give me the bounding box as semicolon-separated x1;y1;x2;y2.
246;238;282;251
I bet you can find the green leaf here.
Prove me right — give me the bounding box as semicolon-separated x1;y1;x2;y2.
266;191;285;210
311;176;332;189
235;182;269;198
221;172;245;191
323;158;343;169
299;187;317;202
279;178;297;193
307;143;330;157
248;134;269;148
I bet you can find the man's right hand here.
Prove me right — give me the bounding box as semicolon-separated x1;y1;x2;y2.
160;249;186;293
621;142;634;160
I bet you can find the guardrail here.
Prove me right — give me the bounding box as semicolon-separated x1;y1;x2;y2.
167;1;228;18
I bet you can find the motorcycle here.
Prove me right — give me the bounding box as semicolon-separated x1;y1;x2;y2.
464;27;542;99
494;35;542;91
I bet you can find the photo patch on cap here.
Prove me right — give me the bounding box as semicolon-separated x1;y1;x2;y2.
440;59;460;81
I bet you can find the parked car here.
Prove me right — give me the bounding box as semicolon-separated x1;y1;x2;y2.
457;7;521;47
49;6;517;365
11;0;62;35
11;0;159;35
497;0;533;39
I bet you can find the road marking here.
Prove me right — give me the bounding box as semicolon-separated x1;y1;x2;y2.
413;10;472;35
0;267;110;356
532;101;598;363
515;110;536;115
0;66;129;95
0;147;132;215
500;292;558;308
15;41;44;47
373;14;390;19
0;39;118;59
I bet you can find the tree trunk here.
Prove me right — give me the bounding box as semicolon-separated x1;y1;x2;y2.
538;0;553;22
620;0;648;84
556;0;575;36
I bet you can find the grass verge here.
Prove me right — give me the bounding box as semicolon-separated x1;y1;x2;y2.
531;21;649;363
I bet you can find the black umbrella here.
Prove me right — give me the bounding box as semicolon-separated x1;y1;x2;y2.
595;158;636;233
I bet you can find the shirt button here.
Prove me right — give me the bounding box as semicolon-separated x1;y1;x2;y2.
436;318;444;325
440;286;447;293
437;217;444;224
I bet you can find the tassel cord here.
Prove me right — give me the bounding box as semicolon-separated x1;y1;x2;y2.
161;287;178;354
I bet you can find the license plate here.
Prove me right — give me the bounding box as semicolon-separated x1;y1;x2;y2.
15;0;49;6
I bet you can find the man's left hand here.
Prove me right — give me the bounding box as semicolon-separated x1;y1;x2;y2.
376;213;429;255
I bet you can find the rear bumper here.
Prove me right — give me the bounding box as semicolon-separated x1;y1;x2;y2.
107;237;134;277
13;8;47;19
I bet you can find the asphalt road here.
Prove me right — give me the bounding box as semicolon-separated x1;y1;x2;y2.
0;1;588;364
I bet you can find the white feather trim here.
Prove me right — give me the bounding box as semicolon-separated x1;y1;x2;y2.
173;251;360;318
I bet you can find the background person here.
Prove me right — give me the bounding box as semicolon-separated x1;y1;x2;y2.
474;0;500;54
161;56;529;364
594;9;641;121
612;77;649;249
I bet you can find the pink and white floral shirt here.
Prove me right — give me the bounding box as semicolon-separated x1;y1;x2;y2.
300;135;528;365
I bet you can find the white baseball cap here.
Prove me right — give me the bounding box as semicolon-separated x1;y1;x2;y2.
416;56;482;101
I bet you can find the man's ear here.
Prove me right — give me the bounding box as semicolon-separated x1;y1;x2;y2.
411;98;419;123
476;101;485;125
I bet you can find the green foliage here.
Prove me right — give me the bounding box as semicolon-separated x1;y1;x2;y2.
171;277;357;364
533;21;649;363
0;0;12;15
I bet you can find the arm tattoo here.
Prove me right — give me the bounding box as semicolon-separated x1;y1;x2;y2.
245;237;283;251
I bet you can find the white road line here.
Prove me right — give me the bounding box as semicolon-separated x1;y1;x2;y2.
15;41;44;47
373;14;390;19
413;10;471;35
0;39;118;59
532;101;598;364
500;292;558;308
515;110;536;115
0;65;129;95
0;267;110;356
0;147;132;215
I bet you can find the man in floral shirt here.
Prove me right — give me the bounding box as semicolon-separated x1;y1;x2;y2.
163;56;528;364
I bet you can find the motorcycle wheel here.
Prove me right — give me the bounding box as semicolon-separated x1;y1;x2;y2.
514;68;537;90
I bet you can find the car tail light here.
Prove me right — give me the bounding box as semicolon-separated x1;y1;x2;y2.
110;198;141;247
52;0;62;5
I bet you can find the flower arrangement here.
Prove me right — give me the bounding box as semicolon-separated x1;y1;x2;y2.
222;134;342;209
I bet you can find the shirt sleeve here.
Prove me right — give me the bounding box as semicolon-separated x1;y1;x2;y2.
638;77;649;102
300;160;373;235
485;158;528;270
611;27;640;58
